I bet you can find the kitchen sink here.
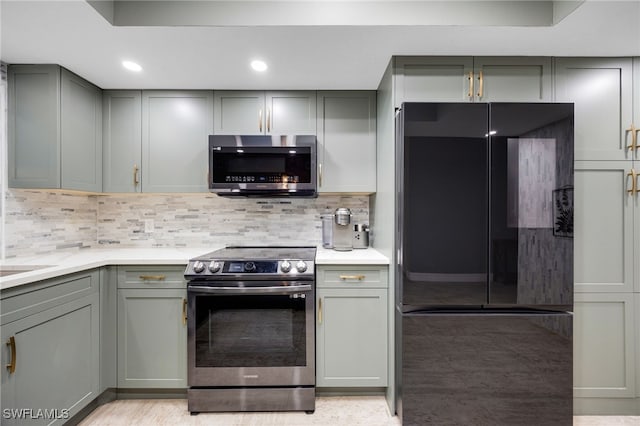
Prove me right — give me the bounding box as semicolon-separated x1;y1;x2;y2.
0;265;52;277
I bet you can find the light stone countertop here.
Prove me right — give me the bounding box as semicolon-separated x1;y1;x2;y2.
1;246;389;291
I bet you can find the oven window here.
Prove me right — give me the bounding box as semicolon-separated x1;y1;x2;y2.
194;294;307;368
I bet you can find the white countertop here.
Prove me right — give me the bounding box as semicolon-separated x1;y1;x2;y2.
314;247;389;265
1;246;389;291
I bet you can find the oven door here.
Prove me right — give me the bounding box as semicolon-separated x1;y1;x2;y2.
187;281;315;387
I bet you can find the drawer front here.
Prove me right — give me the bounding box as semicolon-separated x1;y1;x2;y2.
1;270;99;325
117;266;187;289
317;266;388;289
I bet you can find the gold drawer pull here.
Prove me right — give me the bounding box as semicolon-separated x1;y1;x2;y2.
6;336;16;374
318;298;323;324
139;275;166;281
339;275;365;281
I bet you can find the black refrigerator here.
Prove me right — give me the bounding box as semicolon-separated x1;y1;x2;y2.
395;103;574;426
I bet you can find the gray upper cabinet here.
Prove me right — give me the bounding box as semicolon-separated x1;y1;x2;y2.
213;90;316;135
554;58;634;161
8;65;61;188
472;56;551;102
103;91;142;193
265;91;317;134
316;91;376;193
60;68;103;192
395;57;473;105
141;91;213;192
394;56;551;107
8;65;103;191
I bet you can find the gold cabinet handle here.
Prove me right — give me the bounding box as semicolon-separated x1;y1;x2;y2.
318;298;322;324
267;108;271;133
339;275;366;281
626;125;637;151
259;109;263;132
477;70;484;98
6;336;16;374
139;275;166;281
467;71;474;99
628;168;638;195
319;163;323;187
182;298;187;326
133;164;140;186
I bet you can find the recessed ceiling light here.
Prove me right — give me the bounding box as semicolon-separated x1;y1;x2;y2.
251;60;268;72
122;60;142;72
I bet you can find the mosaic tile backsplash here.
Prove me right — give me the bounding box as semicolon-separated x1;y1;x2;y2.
4;189;98;258
3;189;369;258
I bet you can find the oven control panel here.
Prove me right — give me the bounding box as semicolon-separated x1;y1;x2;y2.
185;259;314;279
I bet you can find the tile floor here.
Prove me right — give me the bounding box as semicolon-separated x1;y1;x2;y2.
78;396;640;426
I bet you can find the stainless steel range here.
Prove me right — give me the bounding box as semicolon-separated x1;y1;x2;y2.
184;246;316;414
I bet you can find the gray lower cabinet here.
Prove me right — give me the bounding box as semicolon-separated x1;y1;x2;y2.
8;64;103;191
0;271;100;426
116;266;187;388
573;293;637;407
141;91;213;192
316;91;376;193
316;266;388;387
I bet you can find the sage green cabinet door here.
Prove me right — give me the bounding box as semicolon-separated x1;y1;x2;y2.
265;91;316;134
60;68;103;192
214;91;317;135
316;287;387;387
395;56;551;106
395;57;473;106
472;56;552;102
142;91;213;192
117;289;187;388
573;293;636;399
1;294;100;425
574;161;634;293
103;91;142;193
7;64;61;188
213;91;264;135
555;58;633;161
316;91;376;193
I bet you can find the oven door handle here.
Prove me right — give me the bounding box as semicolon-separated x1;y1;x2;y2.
188;284;312;295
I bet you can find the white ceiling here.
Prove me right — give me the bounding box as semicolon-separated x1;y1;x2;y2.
1;0;639;90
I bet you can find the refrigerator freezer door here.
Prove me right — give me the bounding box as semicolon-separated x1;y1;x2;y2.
399;310;572;426
399;103;489;306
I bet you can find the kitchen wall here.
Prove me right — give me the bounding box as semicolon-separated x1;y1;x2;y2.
3;189;369;259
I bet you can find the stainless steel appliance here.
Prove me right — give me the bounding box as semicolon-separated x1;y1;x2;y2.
332;208;353;251
352;224;369;249
396;103;574;425
208;135;317;197
185;246;316;414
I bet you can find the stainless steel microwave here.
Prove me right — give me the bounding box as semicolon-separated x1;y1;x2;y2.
208;135;317;197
